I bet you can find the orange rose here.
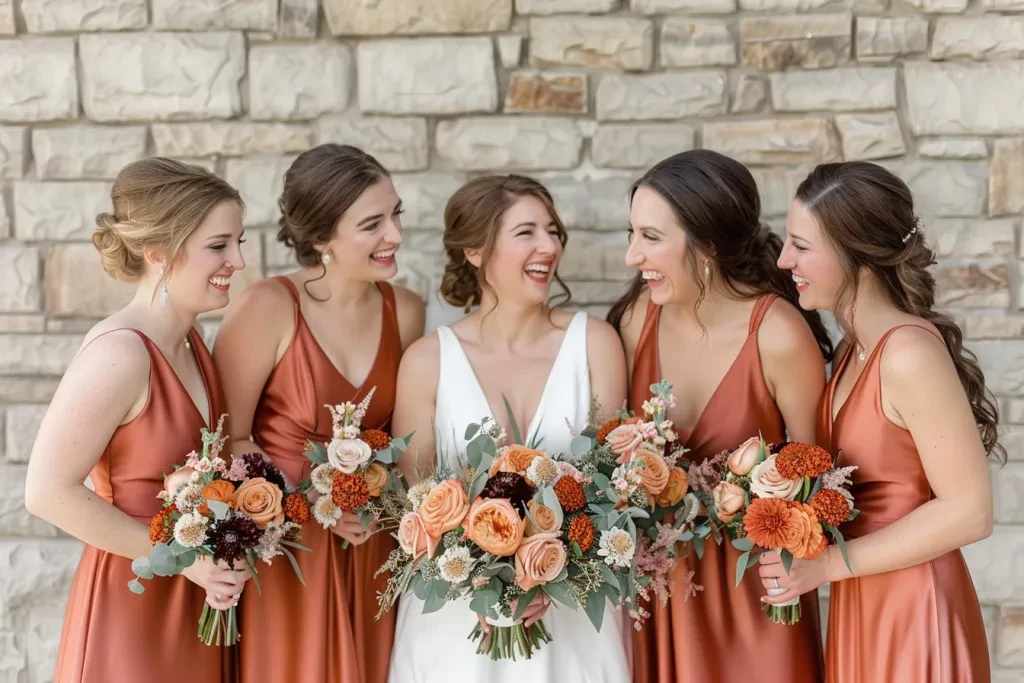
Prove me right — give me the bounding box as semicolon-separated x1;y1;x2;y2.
419;480;470;538
363;463;388;498
233;477;284;529
398;512;438;559
198;480;236;516
506;446;544;472
633;447;670;496
728;436;763;476
163;466;196;500
465;498;524;557
525;501;562;536
654;467;689;507
711;481;746;523
514;532;567;591
784;503;826;560
489;451;519;477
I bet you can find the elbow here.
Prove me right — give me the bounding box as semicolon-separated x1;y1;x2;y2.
23;476;48;520
962;501;994;545
974;508;994;543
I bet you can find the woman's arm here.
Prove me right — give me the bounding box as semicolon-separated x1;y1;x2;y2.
393;284;427;351
587;317;628;424
393;334;441;485
760;327;994;601
759;301;827;445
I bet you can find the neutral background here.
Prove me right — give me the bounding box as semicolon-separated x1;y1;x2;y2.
1;0;1022;680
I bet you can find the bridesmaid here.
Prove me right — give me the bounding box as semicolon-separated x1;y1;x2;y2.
763;161;997;682
608;149;834;683
25;158;249;682
213;144;425;683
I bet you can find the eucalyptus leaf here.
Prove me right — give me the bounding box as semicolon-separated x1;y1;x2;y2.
513;586;540;621
745;551;761;571
432;579;451;598
832;527;852;572
542;487;564;521
693;536;705;560
469;466;491;502
149;544;177;577
781;549;794;574
585;591;606;632
207;499;230;521
422;589;447;614
592;473;611;493
466;439;483;469
470;593;500;619
127;578;146;595
282;547;306;587
411;573;429;600
735;551;750;588
731;537;755;552
375;446;396;465
305;440;328;465
627;508;650;520
131;557;154;580
481;438;496;459
599;562;619;587
465;424;481;441
570;435;592;459
542;581;577;609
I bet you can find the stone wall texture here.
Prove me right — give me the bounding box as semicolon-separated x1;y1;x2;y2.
1;0;1023;680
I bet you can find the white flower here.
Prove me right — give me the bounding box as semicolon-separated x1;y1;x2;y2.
407;481;433;512
749;455;801;501
193;458;213;473
526;455;561;487
173;512;209;548
437;546;475;584
343;425;360;440
598;528;635;568
175;484;205;513
327;438;373;474
313;496;342;529
683;493;700;524
311;463;339;495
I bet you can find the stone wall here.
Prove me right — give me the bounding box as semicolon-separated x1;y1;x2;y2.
0;0;1022;680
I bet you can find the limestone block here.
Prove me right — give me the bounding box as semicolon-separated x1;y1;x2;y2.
323;0;511;35
661;18;736;68
249;43;351;121
223;156;297;226
152;0;277;30
32;126;146;180
13;181;111;242
990;138;1024;216
835;112;906;161
932;17;1024;61
741;13;852;70
591;124;696;169
21;0;147;32
44;244;135;317
529;17;654;71
505;72;587;114
5;405;46;463
856;16;929;62
152;123;314;158
596;72;727;121
390;173;467;230
919;138;988;160
0;246;41;313
436;117;582;171
771;67;896;112
877;160;988;217
905;62;1024;136
0;38;78;123
316;117;429;172
703;118;840;165
0;126;28;179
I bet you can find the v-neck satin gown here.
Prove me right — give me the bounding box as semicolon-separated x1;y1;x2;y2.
235;276;402;683
629;295;825;683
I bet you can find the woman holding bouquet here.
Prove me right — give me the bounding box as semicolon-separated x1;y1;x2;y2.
609;149;834;683
25;158;249;682
213;144;424;683
764;161;996;682
387;174;631;682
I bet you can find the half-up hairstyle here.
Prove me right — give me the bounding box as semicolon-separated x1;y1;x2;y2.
607;149;834;362
796;161;1004;462
440;174;571;312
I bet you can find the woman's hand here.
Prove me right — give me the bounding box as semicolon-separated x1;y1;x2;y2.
475;590;552;634
183;556;249;610
330;511;374;546
757;549;830;605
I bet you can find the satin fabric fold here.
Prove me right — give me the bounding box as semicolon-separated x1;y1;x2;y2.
629;295;825;683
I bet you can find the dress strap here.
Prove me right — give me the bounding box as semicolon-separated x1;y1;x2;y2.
376;281;400;341
748;293;779;335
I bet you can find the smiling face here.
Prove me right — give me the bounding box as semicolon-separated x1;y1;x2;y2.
624;185;703;306
470;194;563;307
162;200;246;314
320;177;404;282
777;198;846;313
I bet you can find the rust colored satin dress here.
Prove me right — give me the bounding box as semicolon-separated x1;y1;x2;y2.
630;294;824;683
54;327;231;683
819;325;990;682
236;276;400;683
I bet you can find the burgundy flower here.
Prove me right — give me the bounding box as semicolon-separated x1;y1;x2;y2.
480;472;533;516
241;453;287;492
210;515;261;565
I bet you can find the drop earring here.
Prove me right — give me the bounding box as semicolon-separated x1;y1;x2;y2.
159;267;169;308
322;251;332;264
703;259;711;280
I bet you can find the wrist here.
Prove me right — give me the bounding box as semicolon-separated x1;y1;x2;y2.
824;544;854;583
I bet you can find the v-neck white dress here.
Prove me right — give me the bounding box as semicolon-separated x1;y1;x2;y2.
388;311;631;682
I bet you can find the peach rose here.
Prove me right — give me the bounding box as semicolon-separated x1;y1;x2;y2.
363;463;388;498
327;438;373;474
465;498;524;557
398;512;437;559
488;451;520;477
784;503;826;560
419;480;470;538
633;447;670;496
605;423;643;459
233;477;284;529
557;461;584;483
163;466;196;500
514;532;567;591
506;446;544;472
748;455;802;501
728;436;763;476
198;479;236;516
712;481;747;523
654;467;689;507
525;501;562;536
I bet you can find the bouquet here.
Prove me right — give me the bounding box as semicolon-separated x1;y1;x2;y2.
300;387;411;546
570;380;702;626
376;406;651;661
129;416;311;645
688;435;858;624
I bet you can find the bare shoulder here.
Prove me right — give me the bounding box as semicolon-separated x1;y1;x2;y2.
880;322;950;381
71;324;151;394
391;283;427;349
398;330;441;379
585;313;625;356
229;276;294;316
757;297;821;361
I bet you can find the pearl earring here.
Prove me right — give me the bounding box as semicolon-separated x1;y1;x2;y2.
159;267;169;308
704;260;711;279
322;251;332;264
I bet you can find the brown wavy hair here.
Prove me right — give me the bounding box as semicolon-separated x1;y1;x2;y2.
440;174;571;312
607;149;834;361
796;161;1004;462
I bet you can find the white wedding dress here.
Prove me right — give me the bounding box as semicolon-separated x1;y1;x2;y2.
388;311;632;683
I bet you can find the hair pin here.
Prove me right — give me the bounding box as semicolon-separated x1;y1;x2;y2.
902;217;923;244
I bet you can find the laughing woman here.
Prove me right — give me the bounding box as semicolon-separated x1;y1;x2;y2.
609;150;834;683
213;144;425;683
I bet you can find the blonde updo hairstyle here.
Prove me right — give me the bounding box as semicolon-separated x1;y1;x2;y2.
441;174;571;312
92;158;244;289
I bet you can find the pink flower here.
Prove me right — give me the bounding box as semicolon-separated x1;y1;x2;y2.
398;512;439;559
605;423;644;460
514;532;567;591
557;461;584;483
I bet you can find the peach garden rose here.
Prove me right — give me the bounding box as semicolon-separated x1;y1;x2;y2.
711;481;746;523
514;532;567;591
525;501;561;536
233;477;285;529
419;480;470;538
633;447;670;496
654;467;689;507
465;498;524;557
728;436;762;476
398;512;433;559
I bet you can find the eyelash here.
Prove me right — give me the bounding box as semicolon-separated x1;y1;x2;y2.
627;228;657;243
211;238;245;251
365;208;405;232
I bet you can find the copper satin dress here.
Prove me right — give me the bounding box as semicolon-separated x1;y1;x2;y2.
54;327;231;683
236;276;400;683
819;325;990;682
629;294;824;683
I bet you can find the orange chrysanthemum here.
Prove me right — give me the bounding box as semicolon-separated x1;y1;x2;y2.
553;476;587;513
361;429;391;452
567;514;596;554
283;492;311;524
596;419;621;445
810;488;850;527
743;498;800;550
149;505;177;545
776;442;833;480
506;446;545;472
331;472;370;513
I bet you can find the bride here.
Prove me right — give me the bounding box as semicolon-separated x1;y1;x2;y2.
388;175;632;682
